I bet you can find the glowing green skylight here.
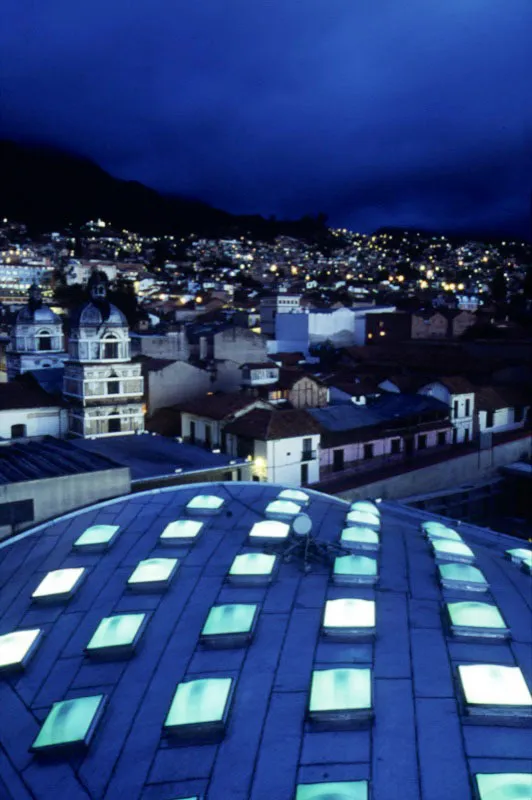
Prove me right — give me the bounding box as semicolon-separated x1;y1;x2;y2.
127;558;178;591
475;773;532;800
350;500;380;517
438;563;488;591
333;555;378;585
32;568;85;602
346;510;380;529
459;664;532;710
249;520;290;540
160;519;204;544
506;548;532;568
431;539;475;562
323;599;375;633
73;524;119;551
201;604;257;637
164;677;232;737
85;613;146;656
265;499;302;519
278;488;309;505
0;629;42;672
447;602;507;637
228;552;277;584
422;521;463;542
340;526;380;550
296;782;368;800
31;694;106;753
309;668;372;723
186;495;225;514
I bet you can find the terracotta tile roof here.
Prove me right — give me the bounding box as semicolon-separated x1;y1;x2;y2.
476;385;529;411
224;408;321;440
432;375;476;394
176;393;269;421
0;380;60;411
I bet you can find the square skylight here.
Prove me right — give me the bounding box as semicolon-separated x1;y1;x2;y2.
248;519;290;542
32;568;86;604
345;510;380;530
475;773;532;800
164;677;233;741
85;613;147;659
31;694;107;755
446;602;509;639
227;552;277;585
322;598;376;640
73;524;120;552
185;494;225;515
332;555;378;586
200;604;258;647
127;558;179;592
431;539;475;563
422;521;463;542
0;629;42;674
264;499;302;520
438;563;488;592
340;526;380;552
505;548;532;569
308;668;373;727
458;664;532;721
278;488;310;506
296;782;368;800
350;500;380;517
160;519;204;546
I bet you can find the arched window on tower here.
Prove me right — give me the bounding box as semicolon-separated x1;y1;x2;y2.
107;370;120;395
37;330;53;351
101;334;119;360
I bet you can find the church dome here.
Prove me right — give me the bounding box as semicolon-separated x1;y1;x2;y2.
16;304;62;325
71;301;128;329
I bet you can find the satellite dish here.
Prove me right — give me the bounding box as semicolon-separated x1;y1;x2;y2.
292;513;312;537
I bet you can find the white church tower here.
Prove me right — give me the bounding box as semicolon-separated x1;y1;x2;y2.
63;271;145;437
6;284;67;380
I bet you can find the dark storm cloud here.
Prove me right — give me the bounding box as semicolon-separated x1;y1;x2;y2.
1;0;531;235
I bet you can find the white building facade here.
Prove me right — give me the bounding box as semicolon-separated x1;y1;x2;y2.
418;380;475;444
63;271;145;438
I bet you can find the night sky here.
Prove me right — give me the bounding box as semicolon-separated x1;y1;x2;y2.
1;0;531;237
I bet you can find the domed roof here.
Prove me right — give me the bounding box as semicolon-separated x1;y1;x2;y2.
16;304;62;326
0;481;530;800
70;300;128;329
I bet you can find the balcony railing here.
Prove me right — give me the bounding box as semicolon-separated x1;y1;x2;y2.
301;449;317;462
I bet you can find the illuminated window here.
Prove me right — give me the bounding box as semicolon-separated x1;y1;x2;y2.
422;521;463;542
345;510;380;530
163;677;233;741
73;524;120;552
85;613;147;658
296;782;368;800
31;694;107;755
505;548;532;569
277;488;309;506
308;668;373;727
249;519;290;542
160;519;204;546
458;664;532;720
431;539;475;563
446;602;509;639
322;598;376;639
333;555;378;586
186;495;225;515
0;629;42;674
127;558;179;592
265;499;302;519
438;563;488;592
475;774;532;800
32;568;86;604
350;501;379;517
227;552;277;585
340;526;379;551
200;604;258;647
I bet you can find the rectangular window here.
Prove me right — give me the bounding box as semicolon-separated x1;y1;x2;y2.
0;628;43;674
505;548;532;569
301;463;309;485
485;410;494;428
437;431;446;446
453;400;459;418
458;664;532;720
363;443;374;460
32;568;86;604
391;438;401;454
340;526;379;552
333;449;345;471
431;539;475;563
475;775;532;800
103;342;119;359
308;668;373;727
514;406;524;423
107;380;120;395
322;599;376;640
332;555;378;586
85;613;147;659
249;520;290;542
127;558;179;592
200;604;258;647
228;552;277;585
417;434;427;450
186;494;225;515
422;521;463;542
160;520;203;546
296;782;368;800
265;499;302;520
163;677;233;742
438;563;488;592
73;524;120;552
465;398;471;416
446;602;509;639
278;488;309;506
31;695;107;755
